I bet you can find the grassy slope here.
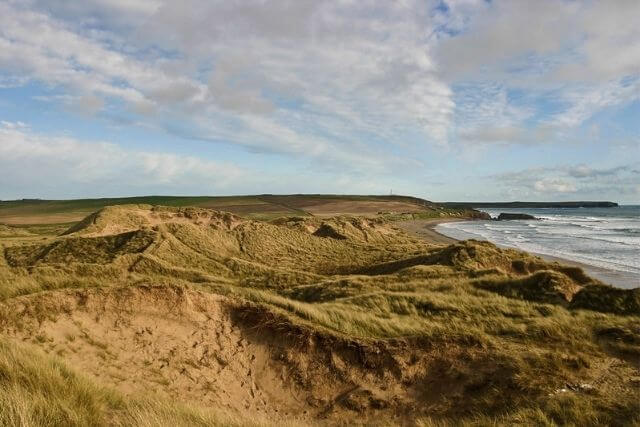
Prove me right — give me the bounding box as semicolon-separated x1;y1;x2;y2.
0;338;285;426
0;204;638;425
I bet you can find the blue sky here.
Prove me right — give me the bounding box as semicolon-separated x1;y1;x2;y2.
1;0;639;202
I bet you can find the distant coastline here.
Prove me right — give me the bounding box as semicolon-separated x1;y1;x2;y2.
440;201;618;209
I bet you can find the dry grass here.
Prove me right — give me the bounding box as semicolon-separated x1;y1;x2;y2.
0;204;638;425
0;337;291;426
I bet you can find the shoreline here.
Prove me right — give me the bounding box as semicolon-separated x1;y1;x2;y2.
398;217;635;288
395;218;463;245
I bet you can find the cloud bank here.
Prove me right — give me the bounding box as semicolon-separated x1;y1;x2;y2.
0;0;638;201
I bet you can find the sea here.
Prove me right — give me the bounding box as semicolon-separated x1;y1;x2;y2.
436;205;640;289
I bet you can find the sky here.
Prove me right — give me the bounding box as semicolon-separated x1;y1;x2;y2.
1;0;639;203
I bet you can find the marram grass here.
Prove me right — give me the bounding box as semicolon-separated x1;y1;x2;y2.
0;204;638;425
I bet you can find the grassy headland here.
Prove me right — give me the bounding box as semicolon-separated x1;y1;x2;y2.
0;194;460;225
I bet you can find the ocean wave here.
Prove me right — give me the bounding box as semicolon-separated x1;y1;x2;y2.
537;215;607;223
613;228;640;234
573;235;640;246
531;227;640;245
499;239;640;273
437;217;640;278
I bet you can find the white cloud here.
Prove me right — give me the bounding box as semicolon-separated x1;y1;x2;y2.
551;78;640;127
0;0;455;163
533;178;576;194
0;121;26;129
2;0;636;156
489;163;640;200
0;121;248;198
1;0;639;202
0;121;425;199
458;125;555;146
437;0;640;129
438;0;640;83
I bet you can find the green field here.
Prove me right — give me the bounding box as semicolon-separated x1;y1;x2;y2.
0;195;425;223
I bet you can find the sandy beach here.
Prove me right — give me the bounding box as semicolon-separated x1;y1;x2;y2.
398;218;636;288
395;218;463;245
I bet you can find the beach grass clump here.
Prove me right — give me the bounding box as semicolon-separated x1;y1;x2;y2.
4;230;156;267
473;270;583;304
0;225;34;238
571;284;640;315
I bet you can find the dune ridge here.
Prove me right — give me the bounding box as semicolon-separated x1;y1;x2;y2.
0;204;638;425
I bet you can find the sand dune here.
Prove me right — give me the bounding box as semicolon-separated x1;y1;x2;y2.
0;205;638;425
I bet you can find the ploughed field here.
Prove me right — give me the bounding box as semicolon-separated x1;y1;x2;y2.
0;204;638;426
0;194;445;225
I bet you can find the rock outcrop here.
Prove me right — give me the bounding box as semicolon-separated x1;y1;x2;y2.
497;212;537;220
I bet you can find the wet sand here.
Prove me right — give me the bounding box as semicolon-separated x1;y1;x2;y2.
399;218;636;288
